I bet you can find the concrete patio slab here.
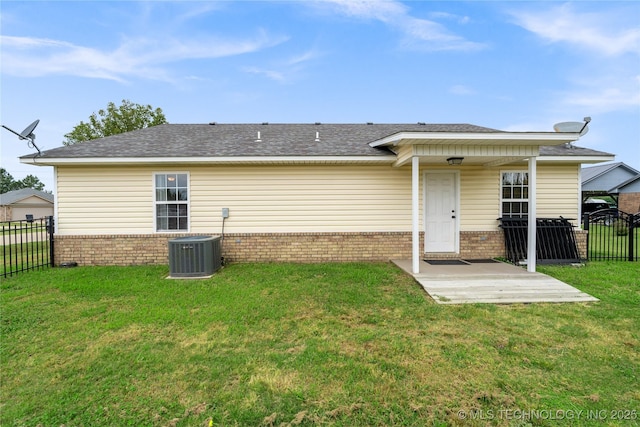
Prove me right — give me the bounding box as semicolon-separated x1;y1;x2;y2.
392;259;599;304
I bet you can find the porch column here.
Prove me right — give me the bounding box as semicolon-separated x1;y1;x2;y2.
527;156;537;272
412;156;420;274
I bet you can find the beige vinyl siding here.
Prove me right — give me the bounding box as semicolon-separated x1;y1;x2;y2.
537;164;580;222
56;165;415;235
459;164;581;230
56;167;154;235
190;165;413;233
55;163;581;236
459;166;501;230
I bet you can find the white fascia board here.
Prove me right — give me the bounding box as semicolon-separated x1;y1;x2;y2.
20;155;397;166
369;131;580;147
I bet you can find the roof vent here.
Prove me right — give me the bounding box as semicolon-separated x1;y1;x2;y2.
417;122;426;125
209;122;217;125
262;122;269;125
315;122;321;125
255;131;262;142
367;122;373;125
315;131;320;142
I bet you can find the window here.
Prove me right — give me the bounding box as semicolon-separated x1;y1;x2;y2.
501;171;528;218
155;173;188;231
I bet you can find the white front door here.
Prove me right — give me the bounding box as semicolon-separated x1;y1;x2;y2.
424;172;458;253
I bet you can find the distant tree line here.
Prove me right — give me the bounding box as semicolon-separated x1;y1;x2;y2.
0;168;47;194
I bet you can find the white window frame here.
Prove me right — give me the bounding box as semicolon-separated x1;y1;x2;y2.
500;170;529;218
153;172;190;232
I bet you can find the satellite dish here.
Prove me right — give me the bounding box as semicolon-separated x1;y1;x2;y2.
1;119;42;155
553;120;589;136
19;119;39;140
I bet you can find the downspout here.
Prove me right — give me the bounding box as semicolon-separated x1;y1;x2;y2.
412;156;420;274
527;156;537;272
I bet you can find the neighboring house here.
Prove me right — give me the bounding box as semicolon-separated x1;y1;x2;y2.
581;162;639;200
581;162;640;214
0;188;54;222
608;174;640;213
20;123;614;272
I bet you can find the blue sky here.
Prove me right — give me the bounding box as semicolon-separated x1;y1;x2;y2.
1;1;639;190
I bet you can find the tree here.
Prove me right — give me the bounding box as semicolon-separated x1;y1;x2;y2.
19;175;46;192
63;99;168;145
0;168;46;193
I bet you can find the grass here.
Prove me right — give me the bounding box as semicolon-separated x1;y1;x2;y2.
1;240;52;277
587;224;639;260
1;262;639;426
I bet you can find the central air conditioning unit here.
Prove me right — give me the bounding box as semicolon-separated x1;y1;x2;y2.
168;235;222;278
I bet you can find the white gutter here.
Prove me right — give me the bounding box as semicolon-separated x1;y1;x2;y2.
20;155;398;166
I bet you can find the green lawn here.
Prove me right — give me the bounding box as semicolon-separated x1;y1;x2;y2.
587;224;639;261
1;262;639;426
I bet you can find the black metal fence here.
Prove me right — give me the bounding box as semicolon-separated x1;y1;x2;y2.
583;209;638;261
499;217;581;265
1;216;55;278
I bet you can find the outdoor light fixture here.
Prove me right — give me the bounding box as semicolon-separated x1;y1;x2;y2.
447;157;464;166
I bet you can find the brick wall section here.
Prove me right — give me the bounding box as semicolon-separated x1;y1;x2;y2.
54;230;589;266
55;234;188;266
619;193;640;214
0;207;11;222
459;231;505;259
222;232;418;263
575;230;587;260
55;232;422;266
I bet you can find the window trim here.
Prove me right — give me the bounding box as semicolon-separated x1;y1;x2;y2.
153;172;190;232
500;170;529;218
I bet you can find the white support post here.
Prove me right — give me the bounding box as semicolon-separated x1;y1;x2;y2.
412;156;420;274
527;156;537;272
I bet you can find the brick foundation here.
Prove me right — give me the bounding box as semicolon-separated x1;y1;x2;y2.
459;231;505;259
55;232;420;266
575;229;588;260
54;229;587;266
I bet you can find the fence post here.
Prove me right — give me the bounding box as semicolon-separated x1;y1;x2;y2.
629;214;636;262
583;213;590;261
48;216;55;267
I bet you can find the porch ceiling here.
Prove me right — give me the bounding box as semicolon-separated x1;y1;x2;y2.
412;155;529;167
391;144;541;167
369;131;581;148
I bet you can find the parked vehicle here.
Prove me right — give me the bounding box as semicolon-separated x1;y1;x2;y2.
582;198;618;225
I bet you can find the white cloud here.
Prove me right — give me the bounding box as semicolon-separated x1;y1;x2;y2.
509;3;640;57
316;0;486;51
242;48;323;83
242;66;287;83
561;73;640;114
449;85;476;96
509;3;640;116
0;31;287;83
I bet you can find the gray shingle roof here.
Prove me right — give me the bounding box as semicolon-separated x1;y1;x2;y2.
581;162;639;183
21;123;612;160
0;188;54;205
539;145;613;157
24;123;502;159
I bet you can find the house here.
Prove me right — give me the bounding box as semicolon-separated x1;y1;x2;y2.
608;174;640;213
581;162;639;199
20;123;614;272
581;162;640;214
0;188;54;222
